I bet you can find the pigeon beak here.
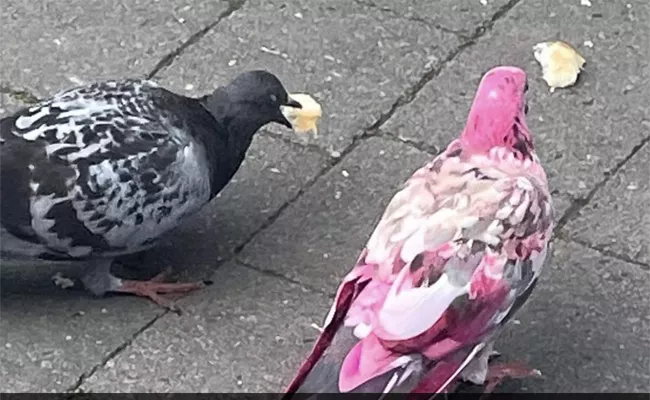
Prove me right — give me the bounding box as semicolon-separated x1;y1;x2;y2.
275;97;302;128
284;98;303;109
276;113;294;129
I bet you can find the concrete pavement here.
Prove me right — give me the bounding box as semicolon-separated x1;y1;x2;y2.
1;0;648;393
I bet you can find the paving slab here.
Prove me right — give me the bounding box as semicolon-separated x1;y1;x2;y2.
239;136;433;292
79;261;329;392
496;240;650;393
365;0;511;36
382;0;650;218
0;134;325;392
563;143;650;265
0;0;231;96
155;0;461;155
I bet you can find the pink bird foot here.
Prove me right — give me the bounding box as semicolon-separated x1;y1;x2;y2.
480;361;542;397
113;267;211;312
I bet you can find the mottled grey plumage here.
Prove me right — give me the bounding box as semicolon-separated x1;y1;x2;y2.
0;70;301;308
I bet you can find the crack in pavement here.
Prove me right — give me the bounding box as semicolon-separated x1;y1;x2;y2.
555;135;650;231
352;0;471;39
375;130;440;155
363;0;522;134
146;0;247;79
557;234;650;271
234;259;334;298
1;0;248;106
65;312;164;392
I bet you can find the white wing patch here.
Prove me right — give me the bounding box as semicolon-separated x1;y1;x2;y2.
378;270;470;340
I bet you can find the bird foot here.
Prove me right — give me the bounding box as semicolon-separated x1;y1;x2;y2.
113;267;212;313
480;361;542;398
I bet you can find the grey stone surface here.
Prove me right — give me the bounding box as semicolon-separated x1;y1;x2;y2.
0;134;325;392
563;143;650;265
239;136;433;292
382;0;650;218
155;0;461;154
0;260;162;392
367;0;511;36
79;262;329;392
1;0;648;394
497;240;650;393
0;0;230;96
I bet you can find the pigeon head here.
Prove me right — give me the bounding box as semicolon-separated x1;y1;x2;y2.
222;70;302;129
460;66;533;157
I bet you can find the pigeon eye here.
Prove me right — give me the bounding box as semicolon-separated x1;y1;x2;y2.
269;94;278;103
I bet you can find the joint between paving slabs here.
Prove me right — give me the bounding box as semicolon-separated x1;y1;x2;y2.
376;130;440;155
352;0;471;40
65;313;163;392
146;0;248;79
555;233;650;270
361;0;523;133
555;135;650;231
234;258;333;298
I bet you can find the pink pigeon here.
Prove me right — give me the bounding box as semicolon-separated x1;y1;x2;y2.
284;66;555;396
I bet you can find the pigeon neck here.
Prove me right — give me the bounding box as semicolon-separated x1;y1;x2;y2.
203;89;264;145
200;90;261;197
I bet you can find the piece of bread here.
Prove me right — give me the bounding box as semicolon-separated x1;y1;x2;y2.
533;41;586;92
282;93;323;135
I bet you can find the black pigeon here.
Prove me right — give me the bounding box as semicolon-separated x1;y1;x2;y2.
0;70;302;309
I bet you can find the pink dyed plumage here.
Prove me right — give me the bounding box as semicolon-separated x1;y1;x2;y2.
285;66;554;396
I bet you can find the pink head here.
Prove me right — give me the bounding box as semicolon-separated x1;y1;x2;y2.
460;66;533;156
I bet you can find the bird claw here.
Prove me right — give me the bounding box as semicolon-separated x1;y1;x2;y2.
113;272;211;313
479;362;543;399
